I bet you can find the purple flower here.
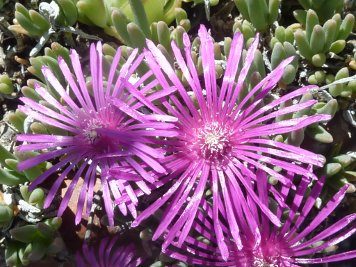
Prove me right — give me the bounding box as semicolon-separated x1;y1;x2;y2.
16;42;177;225
164;171;356;266
76;236;142;267
128;25;330;258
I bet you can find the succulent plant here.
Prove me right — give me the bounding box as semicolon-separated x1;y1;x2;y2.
271;41;299;85
308;70;327;85
1;179;60;266
1;0;356;266
295;0;344;24
4;109;26;133
9;0;187;55
5;218;65;267
0;144;50;186
0;203;14;228
8;1;78;38
325;153;356;193
111;6;190;50
233;21;298;86
234;0;280;32
19;186;45;210
27;42;71;85
328;67;356;99
0;74;15;95
76;0;185;46
281;92;337;146
233;19;256;46
77;0;181;29
53;0;79;27
9;3;51;38
308;67;356;99
104;27;264;92
1;185;47;227
305;98;338;143
269;25;295;48
294;10;355;67
7;1;79;57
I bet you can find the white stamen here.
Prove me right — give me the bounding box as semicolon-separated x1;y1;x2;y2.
253;257;278;267
195;121;232;160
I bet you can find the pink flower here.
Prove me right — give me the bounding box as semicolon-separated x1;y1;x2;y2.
128;25;330;258
164;171;356;266
16;42;177;225
76;236;142;267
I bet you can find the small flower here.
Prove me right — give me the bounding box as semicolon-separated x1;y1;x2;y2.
17;42;177;225
164;171;356;266
76;236;142;267
129;25;330;259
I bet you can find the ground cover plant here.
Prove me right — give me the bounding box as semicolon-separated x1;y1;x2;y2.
0;0;355;266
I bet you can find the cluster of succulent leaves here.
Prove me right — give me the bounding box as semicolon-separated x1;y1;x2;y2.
9;1;185;45
294;10;354;67
0;74;14;96
0;0;355;266
5;217;64;266
0;142;60;266
9;1;77;38
325;153;356;192
234;0;280;32
308;67;356;98
0;144;50;186
296;0;344;23
1;177;62;266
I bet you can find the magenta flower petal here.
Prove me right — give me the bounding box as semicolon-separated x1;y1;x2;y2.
17;42;177;225
164;172;356;266
129;24;329;257
76;236;142;267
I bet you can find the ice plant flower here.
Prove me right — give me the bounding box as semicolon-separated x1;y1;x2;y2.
127;25;331;258
164;171;356;266
76;236;142;267
16;42;177;225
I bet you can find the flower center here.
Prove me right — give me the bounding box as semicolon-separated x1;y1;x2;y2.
83;117;102;145
79;106;120;152
253;257;279;267
195;121;232;161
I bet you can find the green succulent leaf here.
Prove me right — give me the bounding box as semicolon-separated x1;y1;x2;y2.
10;225;39;243
307;125;333;143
